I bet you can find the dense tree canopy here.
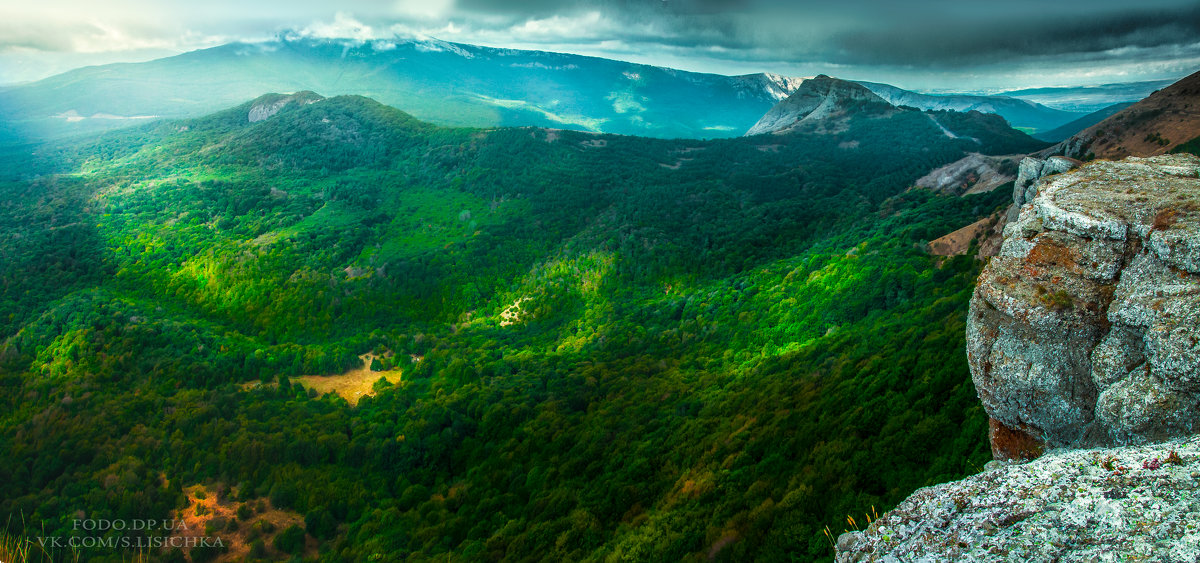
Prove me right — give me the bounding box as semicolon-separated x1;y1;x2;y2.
0;94;1042;561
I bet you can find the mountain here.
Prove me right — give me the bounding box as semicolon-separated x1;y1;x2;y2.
1048;69;1200;160
995;79;1176;113
0;36;808;142
746;75;892;135
0;92;1046;560
856;80;1083;133
747;76;1048;157
0;35;1102;145
1032;102;1134;142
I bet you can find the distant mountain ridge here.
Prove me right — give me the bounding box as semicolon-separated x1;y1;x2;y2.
994;79;1176;113
0;36;1108;144
856;81;1081;133
1045;69;1200;160
1032;102;1134;142
0;37;807;142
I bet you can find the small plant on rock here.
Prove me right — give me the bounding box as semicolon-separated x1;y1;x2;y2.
1165;450;1183;465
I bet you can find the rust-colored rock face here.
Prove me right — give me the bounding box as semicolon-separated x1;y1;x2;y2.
987;418;1043;461
967;154;1200;455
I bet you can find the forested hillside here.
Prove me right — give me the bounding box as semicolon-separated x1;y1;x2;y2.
0;93;1046;562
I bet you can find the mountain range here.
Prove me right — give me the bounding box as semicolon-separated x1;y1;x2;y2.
0;37;802;142
992;79;1177;113
0;36;1156;144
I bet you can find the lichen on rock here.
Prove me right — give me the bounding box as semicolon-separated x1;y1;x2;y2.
837;153;1200;562
836;436;1200;562
968;154;1200;458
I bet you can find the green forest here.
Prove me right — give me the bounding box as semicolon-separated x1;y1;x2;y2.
0;92;1046;561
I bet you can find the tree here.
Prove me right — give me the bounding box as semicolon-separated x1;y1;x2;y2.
273;524;305;554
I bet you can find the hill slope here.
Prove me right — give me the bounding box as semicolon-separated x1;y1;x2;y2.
1032;102;1134;142
0;94;1045;561
1048;69;1200;160
747;75;893;135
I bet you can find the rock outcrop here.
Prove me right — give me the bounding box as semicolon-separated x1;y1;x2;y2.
837;155;1200;562
247;91;324;123
968;154;1200;459
1011;155;1079;210
745;75;892;136
836;435;1200;562
915;153;1021;196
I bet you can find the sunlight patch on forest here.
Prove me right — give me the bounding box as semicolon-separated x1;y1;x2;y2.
244;353;401;406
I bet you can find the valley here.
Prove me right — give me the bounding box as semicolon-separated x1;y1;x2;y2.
0;13;1196;560
0;80;1044;561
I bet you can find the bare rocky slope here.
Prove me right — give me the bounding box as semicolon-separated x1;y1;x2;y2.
914;153;1021;196
837;154;1200;561
745;75;892;135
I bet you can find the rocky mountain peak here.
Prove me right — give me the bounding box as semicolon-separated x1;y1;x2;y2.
745;75;892;135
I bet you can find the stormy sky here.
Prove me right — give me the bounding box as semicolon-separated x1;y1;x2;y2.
2;0;1198;90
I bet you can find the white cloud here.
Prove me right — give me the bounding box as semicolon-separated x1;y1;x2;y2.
296;12;377;41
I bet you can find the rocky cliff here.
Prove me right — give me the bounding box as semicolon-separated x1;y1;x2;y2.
837;154;1200;561
745;75;892;136
970;154;1200;458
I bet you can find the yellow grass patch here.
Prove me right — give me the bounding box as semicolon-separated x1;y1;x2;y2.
170;484;314;562
242;353;402;406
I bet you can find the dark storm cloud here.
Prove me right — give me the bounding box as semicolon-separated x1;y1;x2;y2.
3;0;1199;87
827;5;1200;67
423;0;1200;67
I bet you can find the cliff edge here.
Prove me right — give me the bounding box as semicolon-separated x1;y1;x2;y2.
836;435;1200;562
837;154;1200;561
970;154;1200;458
